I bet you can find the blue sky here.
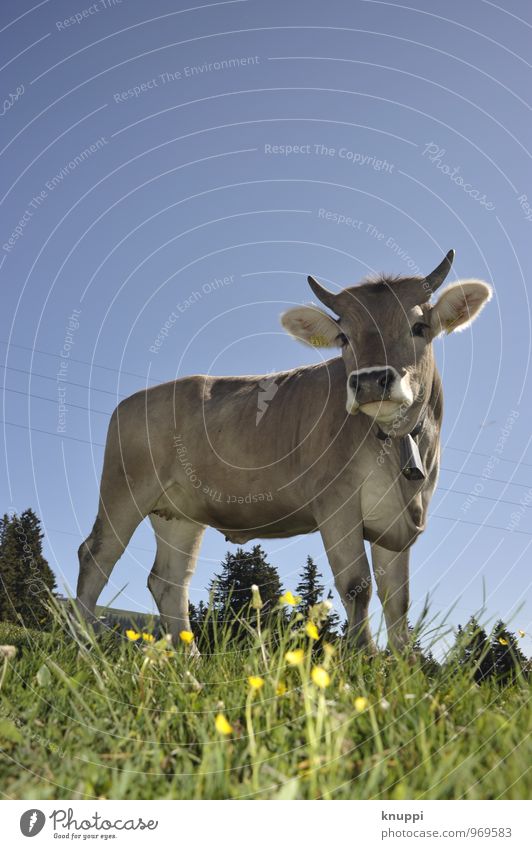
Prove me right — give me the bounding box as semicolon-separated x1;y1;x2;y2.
1;0;531;654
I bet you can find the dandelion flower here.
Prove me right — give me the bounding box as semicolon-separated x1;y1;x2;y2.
179;630;194;644
498;637;508;646
251;584;264;610
305;621;319;641
280;591;300;607
518;630;526;638
125;629;141;641
214;713;233;735
311;666;330;689
276;681;287;696
0;645;17;659
142;633;155;643
323;643;335;658
354;696;369;712
285;648;305;666
248;675;265;691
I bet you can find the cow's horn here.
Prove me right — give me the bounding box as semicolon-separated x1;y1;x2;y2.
425;249;455;293
307;275;339;312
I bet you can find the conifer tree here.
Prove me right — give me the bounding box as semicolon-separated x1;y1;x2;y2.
296;557;341;640
209;544;283;638
0;509;56;626
491;620;527;684
455;617;495;682
296;556;325;613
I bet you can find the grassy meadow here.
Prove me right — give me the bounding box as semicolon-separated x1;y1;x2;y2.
0;600;530;801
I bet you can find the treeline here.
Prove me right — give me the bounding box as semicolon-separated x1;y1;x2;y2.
0;509;530;684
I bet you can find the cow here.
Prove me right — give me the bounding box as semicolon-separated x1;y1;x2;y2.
76;250;492;652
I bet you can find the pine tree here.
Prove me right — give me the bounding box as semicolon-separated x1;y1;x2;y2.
296;556;325;613
209;545;283;638
491;620;527;684
455;617;495;682
296;557;341;641
323;590;342;640
0;509;56;627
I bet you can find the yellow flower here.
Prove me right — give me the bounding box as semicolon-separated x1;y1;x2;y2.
311;666;330;689
280;591;300;607
248;675;265;691
276;681;287;696
179;630;194;644
305;621;319;640
518;630;526;638
354;696;369;712
214;713;233;735
498;637;508;646
323;643;335;658
142;633;155;643
285;649;305;666
125;629;141;641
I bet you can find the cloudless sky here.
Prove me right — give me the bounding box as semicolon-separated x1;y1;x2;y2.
1;0;531;654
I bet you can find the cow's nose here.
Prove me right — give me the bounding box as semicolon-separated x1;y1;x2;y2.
349;368;396;402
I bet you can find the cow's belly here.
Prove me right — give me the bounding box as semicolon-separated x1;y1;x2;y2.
151;482;317;542
361;477;425;551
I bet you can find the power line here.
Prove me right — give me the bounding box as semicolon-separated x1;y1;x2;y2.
2;393;528;509
3;386;110;416
2;413;532;491
436;486;525;508
0;363;125;398
0;339;532;471
2;419;532;538
2;339;531;470
1;417;105;447
433;515;532;537
0;339;161;384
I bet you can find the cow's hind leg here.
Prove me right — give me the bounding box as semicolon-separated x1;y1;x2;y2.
147;514;206;642
76;506;142;622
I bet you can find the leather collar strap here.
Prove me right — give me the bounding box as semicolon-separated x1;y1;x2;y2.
376;417;426;481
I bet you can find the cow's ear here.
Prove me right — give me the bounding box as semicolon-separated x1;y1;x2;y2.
430;280;492;335
280;305;341;347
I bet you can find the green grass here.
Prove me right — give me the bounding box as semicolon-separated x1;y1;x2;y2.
0;605;530;800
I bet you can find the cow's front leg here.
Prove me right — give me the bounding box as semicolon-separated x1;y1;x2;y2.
371;543;410;652
317;514;376;653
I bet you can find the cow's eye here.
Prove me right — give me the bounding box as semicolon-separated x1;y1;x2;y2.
411;322;428;338
337;333;348;347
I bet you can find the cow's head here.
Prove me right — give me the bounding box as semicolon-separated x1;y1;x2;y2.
281;251;492;428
